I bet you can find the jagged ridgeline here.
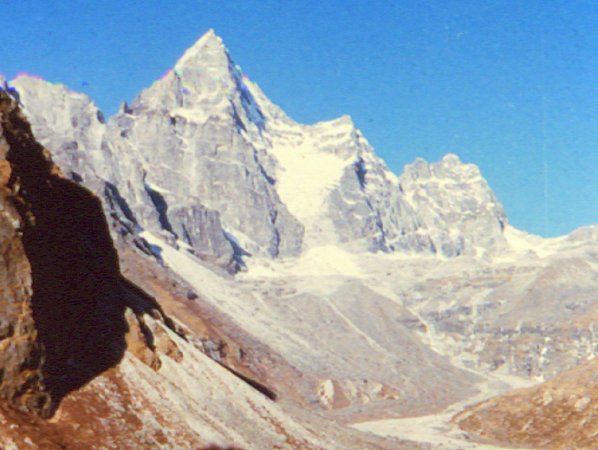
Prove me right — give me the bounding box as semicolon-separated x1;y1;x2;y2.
11;29;507;272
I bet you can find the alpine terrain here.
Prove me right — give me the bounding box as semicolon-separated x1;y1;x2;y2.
0;30;596;449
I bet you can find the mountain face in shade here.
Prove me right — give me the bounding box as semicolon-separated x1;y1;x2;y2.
0;89;165;418
11;29;509;268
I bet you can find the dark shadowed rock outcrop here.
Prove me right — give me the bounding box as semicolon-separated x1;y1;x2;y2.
0;89;177;418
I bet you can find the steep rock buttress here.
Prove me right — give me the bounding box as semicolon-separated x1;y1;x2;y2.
0;89;178;418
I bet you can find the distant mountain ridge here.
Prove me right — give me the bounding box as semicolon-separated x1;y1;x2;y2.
11;29;511;269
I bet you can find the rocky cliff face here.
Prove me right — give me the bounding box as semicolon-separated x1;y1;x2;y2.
104;31;304;261
12;74;239;270
11;29;510;267
0;109;45;415
398;154;507;257
0;89;180;418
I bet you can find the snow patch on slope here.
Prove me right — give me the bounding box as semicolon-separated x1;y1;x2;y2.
267;124;353;249
270;133;349;221
140;231;315;355
502;225;566;259
244;245;364;279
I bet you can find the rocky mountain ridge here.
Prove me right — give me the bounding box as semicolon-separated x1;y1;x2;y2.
11;29;511;270
0;84;406;450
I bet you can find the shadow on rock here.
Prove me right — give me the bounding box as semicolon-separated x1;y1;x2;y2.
4;100;129;417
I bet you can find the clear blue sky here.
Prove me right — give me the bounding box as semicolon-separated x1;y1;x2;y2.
2;1;596;236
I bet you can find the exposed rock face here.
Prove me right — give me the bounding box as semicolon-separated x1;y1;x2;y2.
237;68;506;257
11;29;510;266
0;120;45;415
100;31;307;260
398;154;508;256
257;106;428;253
7;75;106;184
454;358;598;449
12;75;238;270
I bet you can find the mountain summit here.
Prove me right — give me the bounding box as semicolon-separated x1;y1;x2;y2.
12;30;509;267
174;28;227;69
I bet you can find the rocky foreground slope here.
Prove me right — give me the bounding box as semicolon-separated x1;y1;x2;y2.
454;358;598;449
1;29;597;449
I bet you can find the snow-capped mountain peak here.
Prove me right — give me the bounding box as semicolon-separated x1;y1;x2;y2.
11;30;518;265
